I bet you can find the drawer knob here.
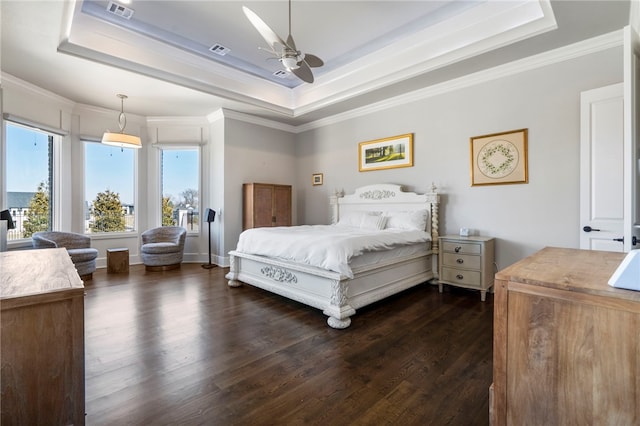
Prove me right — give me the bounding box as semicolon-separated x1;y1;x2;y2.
456;274;464;280
456;258;464;264
454;246;462;253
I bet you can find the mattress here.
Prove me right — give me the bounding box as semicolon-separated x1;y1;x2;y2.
349;241;432;271
235;224;431;278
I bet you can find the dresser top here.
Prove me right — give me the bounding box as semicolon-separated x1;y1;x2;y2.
496;247;640;302
1;248;84;300
440;235;494;242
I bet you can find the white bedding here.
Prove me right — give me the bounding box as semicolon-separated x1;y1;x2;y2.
235;224;431;278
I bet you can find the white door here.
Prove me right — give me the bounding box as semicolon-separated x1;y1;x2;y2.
580;84;624;252
580;26;640;252
623;26;640;251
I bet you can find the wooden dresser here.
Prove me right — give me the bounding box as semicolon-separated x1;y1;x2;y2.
1;248;85;425
491;247;640;425
243;183;292;230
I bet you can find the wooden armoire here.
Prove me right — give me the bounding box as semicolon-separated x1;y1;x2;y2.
243;183;292;230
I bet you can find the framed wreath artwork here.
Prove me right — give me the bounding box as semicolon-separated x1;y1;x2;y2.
470;128;528;186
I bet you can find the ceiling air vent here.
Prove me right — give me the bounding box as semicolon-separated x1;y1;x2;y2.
273;70;288;78
106;1;134;19
209;44;230;56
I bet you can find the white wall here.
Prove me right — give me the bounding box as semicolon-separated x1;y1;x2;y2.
295;47;623;270
207;113;226;265
221;116;297;258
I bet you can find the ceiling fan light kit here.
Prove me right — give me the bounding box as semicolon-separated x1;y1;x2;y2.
281;56;299;70
243;0;324;83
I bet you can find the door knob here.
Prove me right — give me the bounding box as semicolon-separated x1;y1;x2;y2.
583;226;601;232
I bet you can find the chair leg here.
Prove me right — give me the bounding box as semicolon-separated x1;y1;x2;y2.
79;273;93;281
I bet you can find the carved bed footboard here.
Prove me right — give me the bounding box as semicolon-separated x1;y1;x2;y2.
226;250;433;329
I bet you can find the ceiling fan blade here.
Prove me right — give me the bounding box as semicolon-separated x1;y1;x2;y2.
286;34;297;52
292;60;314;83
303;54;324;68
242;6;286;51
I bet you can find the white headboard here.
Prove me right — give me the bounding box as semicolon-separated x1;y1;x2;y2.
329;184;440;253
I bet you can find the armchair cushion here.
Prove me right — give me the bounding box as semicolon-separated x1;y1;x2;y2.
67;248;99;264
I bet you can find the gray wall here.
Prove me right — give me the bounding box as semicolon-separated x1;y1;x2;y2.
294;47;622;270
222;117;297;256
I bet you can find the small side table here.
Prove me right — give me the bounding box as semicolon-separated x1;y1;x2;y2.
107;248;129;273
438;235;495;301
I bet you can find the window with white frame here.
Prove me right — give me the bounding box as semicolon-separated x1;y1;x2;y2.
84;141;136;233
161;148;199;233
5;121;56;240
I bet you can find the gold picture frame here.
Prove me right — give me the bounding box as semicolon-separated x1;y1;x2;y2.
470;128;528;186
312;173;323;186
358;133;414;172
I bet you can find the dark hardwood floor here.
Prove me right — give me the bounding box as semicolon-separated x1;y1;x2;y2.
84;264;493;425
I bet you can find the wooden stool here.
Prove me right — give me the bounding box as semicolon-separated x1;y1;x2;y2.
107;248;129;273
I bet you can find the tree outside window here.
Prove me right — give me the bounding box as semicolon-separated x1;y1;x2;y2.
90;190;126;233
84;142;136;233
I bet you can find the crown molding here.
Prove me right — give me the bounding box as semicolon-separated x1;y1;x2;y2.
2;28;624;136
296;29;623;133
219;109;298;133
1;73;76;111
62;0;556;118
146;116;209;127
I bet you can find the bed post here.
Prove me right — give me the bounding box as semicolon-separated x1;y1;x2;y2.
329;189;344;224
427;182;440;279
227;253;242;287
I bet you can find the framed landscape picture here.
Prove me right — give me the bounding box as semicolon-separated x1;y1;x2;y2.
358;133;414;172
470;128;528;186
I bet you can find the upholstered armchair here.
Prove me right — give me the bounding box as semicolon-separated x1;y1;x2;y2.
32;231;98;280
140;226;187;271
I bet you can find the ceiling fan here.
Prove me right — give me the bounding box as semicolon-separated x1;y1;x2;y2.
243;0;324;83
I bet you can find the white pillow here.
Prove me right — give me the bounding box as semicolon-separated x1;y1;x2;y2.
337;211;367;227
360;214;387;230
385;210;429;231
337;211;384;229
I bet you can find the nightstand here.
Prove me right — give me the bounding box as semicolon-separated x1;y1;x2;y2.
438;235;495;301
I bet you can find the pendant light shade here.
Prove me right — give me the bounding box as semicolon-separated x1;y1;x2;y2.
101;94;142;149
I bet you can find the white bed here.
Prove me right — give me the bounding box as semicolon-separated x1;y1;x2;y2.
225;184;441;329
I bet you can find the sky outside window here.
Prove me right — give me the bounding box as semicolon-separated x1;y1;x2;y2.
85;142;135;205
6;123;50;193
162;148;199;232
162;149;198;205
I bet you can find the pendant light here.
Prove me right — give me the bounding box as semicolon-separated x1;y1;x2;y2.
101;94;142;149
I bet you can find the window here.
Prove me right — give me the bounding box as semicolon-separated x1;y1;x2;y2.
161;148;199;233
84;142;136;233
5;122;55;240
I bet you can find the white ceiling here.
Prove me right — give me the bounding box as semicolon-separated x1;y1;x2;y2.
0;1;632;126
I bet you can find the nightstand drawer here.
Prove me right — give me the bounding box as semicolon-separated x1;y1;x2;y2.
442;253;481;270
441;267;482;287
442;241;481;255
